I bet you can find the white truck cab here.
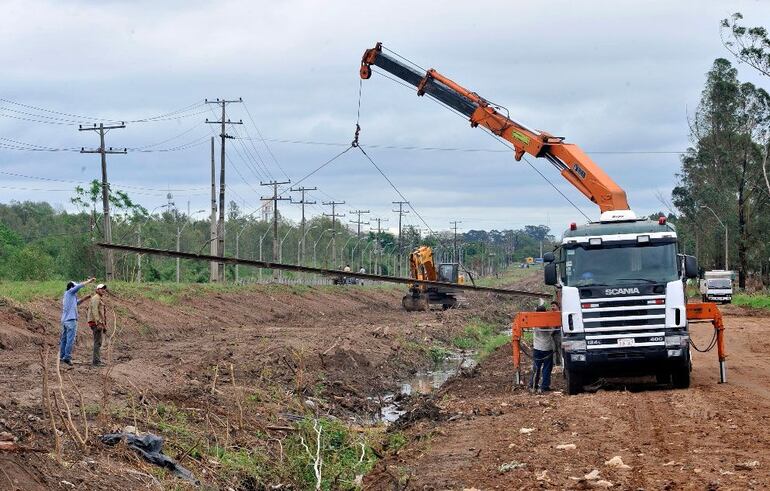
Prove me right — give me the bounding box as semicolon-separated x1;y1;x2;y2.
699;270;733;304
543;215;699;394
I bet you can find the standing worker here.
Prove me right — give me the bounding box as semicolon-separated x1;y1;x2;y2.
530;304;556;392
87;284;108;366
60;277;95;365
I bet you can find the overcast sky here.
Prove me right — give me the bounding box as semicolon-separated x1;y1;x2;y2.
1;0;768;237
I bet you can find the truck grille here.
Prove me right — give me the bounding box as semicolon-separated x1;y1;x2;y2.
581;294;666;349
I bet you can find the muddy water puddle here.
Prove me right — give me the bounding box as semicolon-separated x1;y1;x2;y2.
378;351;477;423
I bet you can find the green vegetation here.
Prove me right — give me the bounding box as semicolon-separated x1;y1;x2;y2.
734;292;770;310
452;317;510;360
283;417;378;490
125;400;385;489
0;279;397;305
428;346;449;364
473;266;540;288
671;53;770;289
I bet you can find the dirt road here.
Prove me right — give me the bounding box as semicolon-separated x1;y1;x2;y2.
366;304;770;490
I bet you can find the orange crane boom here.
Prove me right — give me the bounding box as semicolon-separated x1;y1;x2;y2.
360;42;630;214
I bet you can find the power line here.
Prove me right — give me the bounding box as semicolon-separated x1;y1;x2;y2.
0;98;206;125
0;169;207;192
242;102;291;181
356;145;434;235
276;146;354;198
239;135;686;155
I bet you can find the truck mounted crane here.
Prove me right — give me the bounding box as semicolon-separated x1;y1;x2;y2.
360;42;726;394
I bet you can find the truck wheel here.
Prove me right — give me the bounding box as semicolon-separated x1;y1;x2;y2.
671;364;690;389
655;371;671;385
565;368;583;395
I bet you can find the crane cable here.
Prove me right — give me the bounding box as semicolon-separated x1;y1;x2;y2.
352;79;435;236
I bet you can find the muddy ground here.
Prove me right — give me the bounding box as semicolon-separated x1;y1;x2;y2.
1;276;768;490
0;280;533;490
366;303;770;490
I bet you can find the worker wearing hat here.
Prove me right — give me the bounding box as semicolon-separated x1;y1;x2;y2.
87;283;108;366
60;277;95;365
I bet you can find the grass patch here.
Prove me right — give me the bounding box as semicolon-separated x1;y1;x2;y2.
451;317;509;360
428;346;449;364
734;292;770;310
473;266;541;288
0;278;400;306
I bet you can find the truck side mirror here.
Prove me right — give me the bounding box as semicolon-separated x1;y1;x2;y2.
543;252;555;263
544;263;558;285
684;255;698;279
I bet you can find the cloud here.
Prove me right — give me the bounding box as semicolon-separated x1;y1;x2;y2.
1;0;768;237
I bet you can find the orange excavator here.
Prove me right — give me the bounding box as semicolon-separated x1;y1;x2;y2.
361;43;727;393
402;245;464;311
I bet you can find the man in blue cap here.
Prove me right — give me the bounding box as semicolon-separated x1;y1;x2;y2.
60;277;95;365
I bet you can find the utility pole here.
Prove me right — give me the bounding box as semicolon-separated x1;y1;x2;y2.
372;217;389;236
392;201;410;276
371;217;388;274
261;180;291;277
209;137;217;282
79;122;126;281
205;98;242;282
290;186;317;267
349;209;370;238
323;200;346;267
450;220;462;263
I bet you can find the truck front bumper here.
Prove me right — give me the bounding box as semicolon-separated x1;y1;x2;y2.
564;346;689;376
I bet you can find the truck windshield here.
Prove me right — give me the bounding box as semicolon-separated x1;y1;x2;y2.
708;279;732;289
563;242;678;287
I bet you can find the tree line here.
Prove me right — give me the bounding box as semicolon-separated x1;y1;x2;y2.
671;13;770;289
0;197;554;282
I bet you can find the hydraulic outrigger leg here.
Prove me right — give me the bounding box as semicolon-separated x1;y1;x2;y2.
686;302;727;383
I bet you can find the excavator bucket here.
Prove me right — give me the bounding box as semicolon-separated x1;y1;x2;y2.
402;294;429;312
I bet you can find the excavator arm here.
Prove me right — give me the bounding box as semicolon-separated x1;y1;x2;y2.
408;245;438;285
361;43;630;214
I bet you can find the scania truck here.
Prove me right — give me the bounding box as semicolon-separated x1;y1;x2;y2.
359;42;711;394
543;214;698;393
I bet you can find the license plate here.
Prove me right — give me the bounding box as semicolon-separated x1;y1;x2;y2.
618;338;635;347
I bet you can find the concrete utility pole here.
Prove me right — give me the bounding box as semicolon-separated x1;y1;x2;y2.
323;200;345;267
349;210;371;238
79;122;126;281
371;217;388;274
209;137;218;282
290;186;317;266
205;98;242;282
450;220;462;263
261;180;291;277
392;201;410;276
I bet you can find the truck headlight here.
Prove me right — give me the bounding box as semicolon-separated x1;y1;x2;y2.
665;335;688;347
667;349;683;357
562;340;586;352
